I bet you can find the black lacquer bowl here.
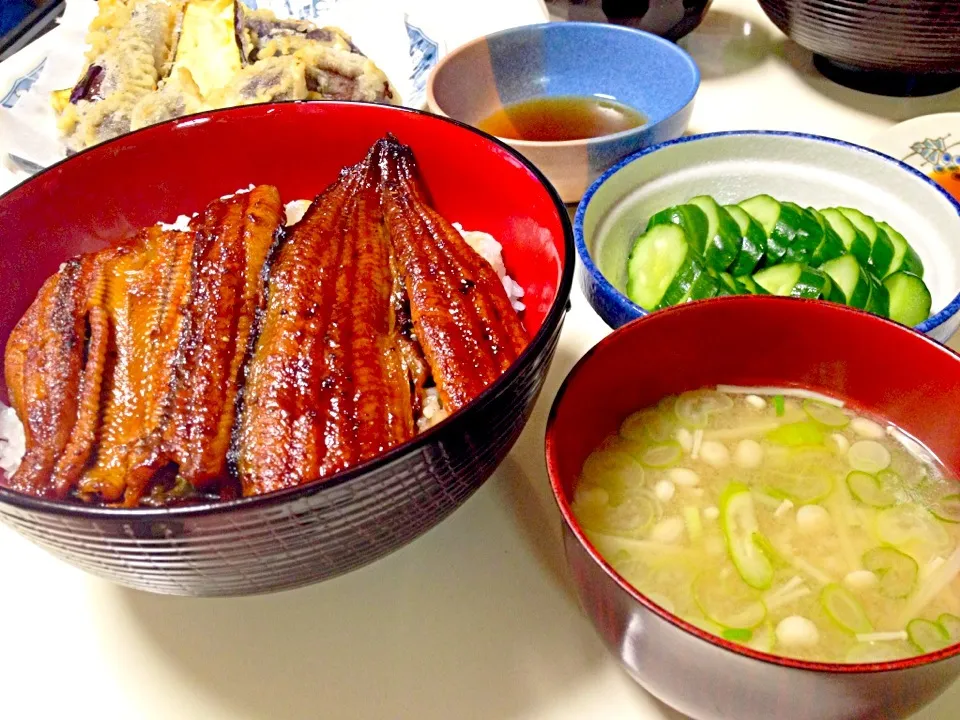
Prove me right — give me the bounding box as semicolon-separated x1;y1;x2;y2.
758;0;960;95
0;102;574;596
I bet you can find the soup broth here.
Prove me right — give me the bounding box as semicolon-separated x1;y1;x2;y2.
476;95;645;142
572;387;960;663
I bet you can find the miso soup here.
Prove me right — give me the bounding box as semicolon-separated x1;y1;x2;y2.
572;387;960;663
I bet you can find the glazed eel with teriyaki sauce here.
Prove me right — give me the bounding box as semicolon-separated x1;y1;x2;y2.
2;135;527;507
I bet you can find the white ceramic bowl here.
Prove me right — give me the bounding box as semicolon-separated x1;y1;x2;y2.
576;131;960;342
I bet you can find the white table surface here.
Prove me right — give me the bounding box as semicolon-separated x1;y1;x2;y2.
1;1;959;718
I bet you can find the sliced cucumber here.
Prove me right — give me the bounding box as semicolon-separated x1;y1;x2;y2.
932;493;960;524
627;224;694;310
752;263;833;300
877;221;924;278
907;618;952;653
803;399;849;428
862;546;918;599
790;266;833;300
659;257;708;308
740;194;805;265
837;207;895;278
689;196;741;271
806;208;847;266
883;271;932;327
821;208;872;266
865;274;891;317
847;471;895;508
821;254;872;309
717;271;743;295
720;482;774;590
821;583;874;634
738;275;769;295
780;203;824;265
725;205;767;276
753;263;802;295
646;204;709;255
688;268;722;301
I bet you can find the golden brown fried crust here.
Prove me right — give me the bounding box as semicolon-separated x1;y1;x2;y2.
379;137;528;412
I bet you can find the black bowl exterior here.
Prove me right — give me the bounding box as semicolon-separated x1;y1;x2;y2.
0;317;566;596
563;521;960;720
553;0;714;41
758;0;960;74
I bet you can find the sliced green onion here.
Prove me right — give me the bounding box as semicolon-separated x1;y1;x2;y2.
847;471;896;508
803;399;850;428
642;441;683;468
765;421;824;447
774;394;785;417
907;618;952;653
939;613;960;643
693;567;768;628
932;493;960;524
848;440;892;473
720;483;774;589
722;627;754;642
862;546;918;599
821;584;874;634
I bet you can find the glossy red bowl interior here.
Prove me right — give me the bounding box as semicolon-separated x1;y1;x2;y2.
546;296;960;717
0;102;573;595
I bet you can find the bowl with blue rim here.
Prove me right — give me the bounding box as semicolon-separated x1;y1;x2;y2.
574;130;960;343
425;21;700;203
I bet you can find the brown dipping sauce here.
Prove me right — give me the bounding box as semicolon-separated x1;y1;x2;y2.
930;166;960;202
476;95;645;142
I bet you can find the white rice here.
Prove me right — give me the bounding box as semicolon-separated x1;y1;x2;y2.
284;199;312;227
453;223;526;313
158;214;192;232
0;403;25;477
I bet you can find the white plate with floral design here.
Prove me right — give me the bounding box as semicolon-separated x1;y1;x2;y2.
869;113;960;205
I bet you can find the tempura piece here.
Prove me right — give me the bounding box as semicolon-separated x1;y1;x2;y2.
58;0;181;152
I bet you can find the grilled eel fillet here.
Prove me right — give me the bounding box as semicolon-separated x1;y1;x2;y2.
378;136;528;412
236;147;416;495
4;186;282;504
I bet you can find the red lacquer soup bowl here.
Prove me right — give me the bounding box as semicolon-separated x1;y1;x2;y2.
0;101;574;596
545;296;960;720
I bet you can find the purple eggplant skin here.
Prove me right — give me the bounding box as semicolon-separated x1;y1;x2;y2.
69;65;105;104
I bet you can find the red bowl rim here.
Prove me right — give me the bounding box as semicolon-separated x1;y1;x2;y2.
0;100;575;519
545;295;960;675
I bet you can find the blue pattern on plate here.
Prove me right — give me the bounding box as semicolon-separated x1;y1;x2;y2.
405;17;439;104
1;59;44;109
